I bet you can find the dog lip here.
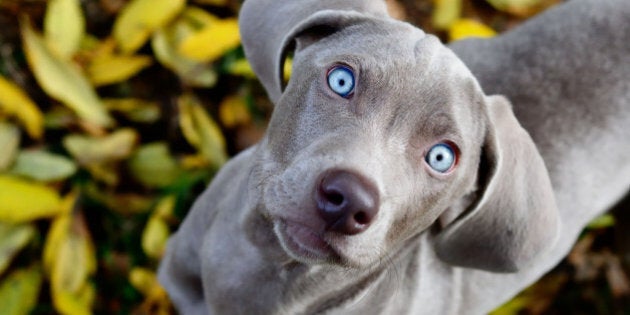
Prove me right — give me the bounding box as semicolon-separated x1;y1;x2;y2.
276;219;339;262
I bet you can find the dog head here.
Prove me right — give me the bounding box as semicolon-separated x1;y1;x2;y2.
240;0;559;272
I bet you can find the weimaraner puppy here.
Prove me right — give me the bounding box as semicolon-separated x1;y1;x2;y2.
158;0;630;313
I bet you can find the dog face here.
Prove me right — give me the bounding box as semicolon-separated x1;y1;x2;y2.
252;22;482;267
241;6;560;272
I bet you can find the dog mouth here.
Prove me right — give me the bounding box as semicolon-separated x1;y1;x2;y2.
275;219;341;263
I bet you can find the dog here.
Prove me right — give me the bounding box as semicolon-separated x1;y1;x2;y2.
158;0;630;313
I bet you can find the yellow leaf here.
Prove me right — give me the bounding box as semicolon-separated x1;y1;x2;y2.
142;215;170;259
0;175;62;224
113;0;185;54
485;0;551;17
178;18;240;62
87;54;153;86
0;222;36;276
178;93;227;166
448;19;497;42
141;195;175;258
129;267;157;296
53;284;95;315
44;0;85;58
63;128;138;165
151;7;218;87
192;0;229;6
0;75;44;139
432;0;462;30
20;18;113;128
129;267;172;314
283;57;293;83
226;58;256;79
0;122;20;170
43;196;96;315
0;265;43;315
43;193;78;275
219;95;251;128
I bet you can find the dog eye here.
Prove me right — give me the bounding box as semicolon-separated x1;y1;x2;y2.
425;143;457;173
327;65;355;98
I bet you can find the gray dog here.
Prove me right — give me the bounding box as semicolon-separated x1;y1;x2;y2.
158;0;630;314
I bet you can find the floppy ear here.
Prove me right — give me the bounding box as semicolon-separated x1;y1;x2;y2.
238;0;388;104
435;95;560;272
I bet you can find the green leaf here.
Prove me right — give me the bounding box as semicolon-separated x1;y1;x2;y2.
0;222;36;276
44;0;85;58
0;122;20;171
103;98;161;123
10;150;77;182
129;142;181;188
586;214;615;230
0;265;43;315
21;18;113;128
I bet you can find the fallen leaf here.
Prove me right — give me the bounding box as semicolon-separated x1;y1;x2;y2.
113;0;185;54
0;265;43;315
178;18;240;62
178;93;227;166
129;267;172;315
0;122;20;170
21;18;113;128
219;95;251;128
44;0;85;58
485;0;553;17
0;175;62;224
87;54;153;86
586;213;615;230
83;183;154;214
129;267;158;296
0;75;44;139
142;215;169;259
226;58;256;79
128;142;181;188
63;128;138;165
103;98;161;123
43;194;97;315
432;0;462;30
151;6;219;87
0;222;36;276
449;19;497;42
10;150;77;182
192;0;229;6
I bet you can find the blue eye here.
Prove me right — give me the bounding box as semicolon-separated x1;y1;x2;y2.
425;143;457;173
327;65;355;97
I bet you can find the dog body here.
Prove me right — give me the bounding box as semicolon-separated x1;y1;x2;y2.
159;0;630;314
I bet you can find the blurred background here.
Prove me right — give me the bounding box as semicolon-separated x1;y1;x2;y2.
0;0;628;314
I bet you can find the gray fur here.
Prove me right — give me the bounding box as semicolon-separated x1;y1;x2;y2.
159;0;630;314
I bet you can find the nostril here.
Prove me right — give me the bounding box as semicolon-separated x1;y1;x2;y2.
353;211;369;225
325;191;345;206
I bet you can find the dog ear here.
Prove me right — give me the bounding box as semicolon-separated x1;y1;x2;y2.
238;0;388;104
435;95;560;272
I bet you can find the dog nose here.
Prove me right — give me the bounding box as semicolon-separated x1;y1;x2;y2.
315;170;379;235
